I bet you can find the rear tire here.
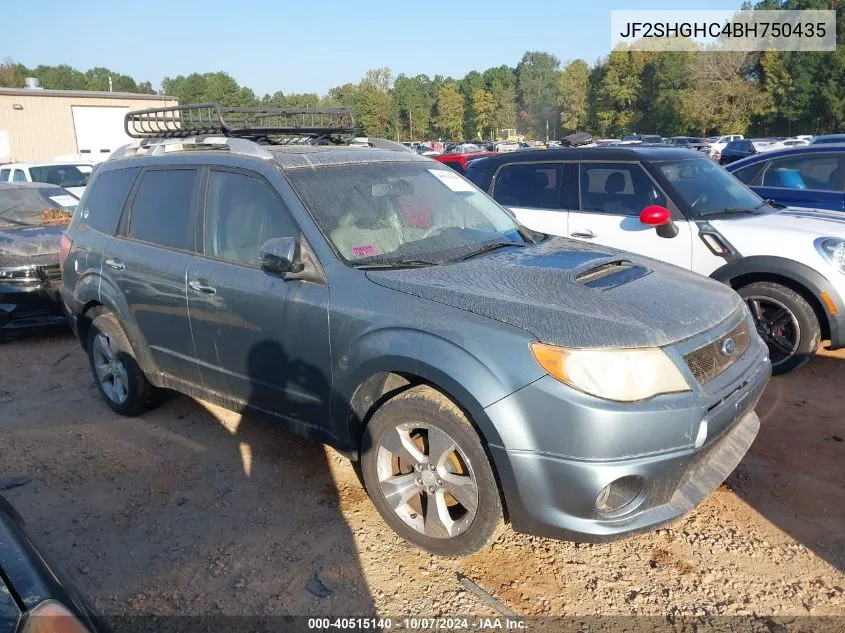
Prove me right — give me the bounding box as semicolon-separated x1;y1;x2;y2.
737;282;820;375
360;385;502;557
86;312;158;416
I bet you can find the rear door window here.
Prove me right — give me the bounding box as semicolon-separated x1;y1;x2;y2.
128;168;199;251
79;167;139;235
12;169;27;182
492;163;564;209
762;154;843;191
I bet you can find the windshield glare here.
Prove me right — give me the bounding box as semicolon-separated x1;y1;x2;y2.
286;161;524;265
0;186;77;226
656;159;764;216
29;164;91;188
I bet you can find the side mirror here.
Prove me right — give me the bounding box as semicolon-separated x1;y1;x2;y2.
639;205;679;239
259;237;304;275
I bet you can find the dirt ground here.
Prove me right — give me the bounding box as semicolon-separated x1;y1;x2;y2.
1;331;844;620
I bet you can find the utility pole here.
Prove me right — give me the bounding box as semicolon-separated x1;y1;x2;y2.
108;76;113;92
409;108;413;141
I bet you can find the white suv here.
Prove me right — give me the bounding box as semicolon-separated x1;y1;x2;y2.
0;161;93;197
466;146;845;374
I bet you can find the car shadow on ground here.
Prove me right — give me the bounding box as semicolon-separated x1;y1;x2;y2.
2;335;377;618
726;350;845;573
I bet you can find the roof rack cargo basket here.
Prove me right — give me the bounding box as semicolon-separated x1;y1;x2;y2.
125;102;357;140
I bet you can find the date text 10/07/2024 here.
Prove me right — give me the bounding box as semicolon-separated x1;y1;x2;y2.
307;617;527;630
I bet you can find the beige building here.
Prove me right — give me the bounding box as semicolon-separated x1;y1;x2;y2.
0;87;177;163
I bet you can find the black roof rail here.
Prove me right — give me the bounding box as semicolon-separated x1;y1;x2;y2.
124;103;357;141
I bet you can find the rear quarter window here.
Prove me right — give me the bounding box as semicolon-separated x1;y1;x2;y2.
78;167;140;235
0;168;10;181
731;162;765;185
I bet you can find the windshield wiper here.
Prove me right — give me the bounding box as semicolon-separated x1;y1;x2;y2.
352;258;438;270
455;240;525;261
700;207;760;216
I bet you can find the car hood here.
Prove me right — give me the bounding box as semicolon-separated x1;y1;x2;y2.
64;186;85;198
709;207;845;239
366;238;742;348
0;223;65;268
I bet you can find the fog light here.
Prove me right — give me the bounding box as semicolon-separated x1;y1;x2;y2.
595;475;643;514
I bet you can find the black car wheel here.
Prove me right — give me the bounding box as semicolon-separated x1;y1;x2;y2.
738;282;821;375
86;312;158;416
360;385;502;557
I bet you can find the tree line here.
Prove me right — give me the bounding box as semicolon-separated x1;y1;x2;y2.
2;0;842;141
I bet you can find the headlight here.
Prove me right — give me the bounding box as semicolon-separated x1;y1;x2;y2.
815;237;845;273
0;266;38;282
530;343;690;402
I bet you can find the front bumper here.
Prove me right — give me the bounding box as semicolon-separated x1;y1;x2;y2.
0;280;67;333
485;334;771;542
829;313;845;349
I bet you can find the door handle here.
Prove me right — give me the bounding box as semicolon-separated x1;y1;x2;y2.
188;280;216;294
104;257;125;271
571;230;596;239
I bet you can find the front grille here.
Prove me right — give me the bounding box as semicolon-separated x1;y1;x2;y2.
38;264;62;283
684;320;751;385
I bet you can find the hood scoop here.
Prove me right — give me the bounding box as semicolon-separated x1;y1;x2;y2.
573;258;651;290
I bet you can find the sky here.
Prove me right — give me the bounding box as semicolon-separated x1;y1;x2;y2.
3;1;745;96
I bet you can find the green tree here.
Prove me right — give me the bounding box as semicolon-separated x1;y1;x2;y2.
471;88;496;139
637;51;696;135
30;64;86;90
363;67;393;92
557;59;589;133
590;47;648;136
162;72;255;106
83;67;153;93
434;82;464;140
0;59;26;87
393;74;433;140
481;65;518;136
679;49;770;135
516;51;561;138
458;70;485;137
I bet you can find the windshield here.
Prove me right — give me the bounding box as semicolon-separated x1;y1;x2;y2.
0;186;77;226
655;158;766;216
28;164;91;188
286;161;525;265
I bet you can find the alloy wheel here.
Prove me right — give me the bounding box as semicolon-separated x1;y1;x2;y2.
745;296;800;368
92;332;129;404
375;422;478;539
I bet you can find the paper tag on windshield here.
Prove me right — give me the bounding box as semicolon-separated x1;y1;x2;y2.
50;195;78;208
428;169;475;192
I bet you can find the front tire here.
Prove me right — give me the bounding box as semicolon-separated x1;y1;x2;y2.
86;312;158;416
737;282;820;375
360;385;502;557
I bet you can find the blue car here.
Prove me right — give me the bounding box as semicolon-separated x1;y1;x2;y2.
809;133;845;145
726;145;845;212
